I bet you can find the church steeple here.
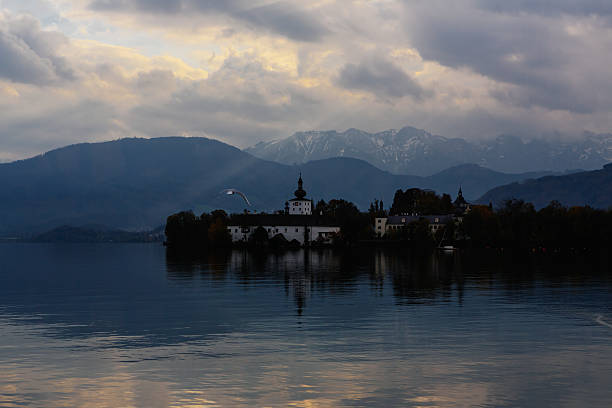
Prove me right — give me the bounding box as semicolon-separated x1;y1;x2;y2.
454;185;468;210
294;173;307;199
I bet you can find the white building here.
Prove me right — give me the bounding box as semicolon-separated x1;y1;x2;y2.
375;215;454;237
227;175;339;245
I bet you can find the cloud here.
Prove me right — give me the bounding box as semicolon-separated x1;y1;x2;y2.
88;0;329;42
336;58;424;99
0;13;74;84
476;0;612;18
123;53;325;145
402;0;612;113
3;1;612;162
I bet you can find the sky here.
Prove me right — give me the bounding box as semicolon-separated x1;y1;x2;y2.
1;0;612;161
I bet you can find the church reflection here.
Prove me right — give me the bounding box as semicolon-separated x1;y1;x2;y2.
0;243;609;350
166;248;469;314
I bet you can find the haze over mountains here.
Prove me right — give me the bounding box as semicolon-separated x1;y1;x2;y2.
0;137;553;235
246;127;612;176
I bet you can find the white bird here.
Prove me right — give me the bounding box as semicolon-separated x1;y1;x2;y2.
221;189;251;206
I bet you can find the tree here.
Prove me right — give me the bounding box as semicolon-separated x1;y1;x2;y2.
390;188;455;215
165;211;199;246
497;199;536;247
250;226;269;246
208;218;231;247
463;205;499;247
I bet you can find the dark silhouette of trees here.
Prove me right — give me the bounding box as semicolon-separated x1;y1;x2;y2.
165;210;230;248
208;218;232;247
497;199;537;248
462;205;499;246
166;196;612;250
390;188;454;215
368;199;387;218
165;211;199;246
315;199;373;244
250;226;269;246
462;200;612;249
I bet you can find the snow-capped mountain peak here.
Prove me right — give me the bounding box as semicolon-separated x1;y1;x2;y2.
245;126;612;175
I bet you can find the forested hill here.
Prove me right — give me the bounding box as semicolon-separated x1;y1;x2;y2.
0;137;553;234
0;137;284;233
479;164;612;209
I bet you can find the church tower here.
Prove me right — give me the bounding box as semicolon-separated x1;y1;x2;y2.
453;186;468;212
288;173;312;215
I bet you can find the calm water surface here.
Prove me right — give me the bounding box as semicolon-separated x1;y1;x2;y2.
0;244;611;407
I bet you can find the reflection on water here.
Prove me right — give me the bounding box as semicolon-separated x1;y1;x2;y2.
1;244;611;407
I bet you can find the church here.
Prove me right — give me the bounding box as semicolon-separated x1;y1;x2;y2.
226;175;340;245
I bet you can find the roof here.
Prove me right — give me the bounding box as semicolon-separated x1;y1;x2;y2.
228;214;338;227
386;215;454;225
288;197;312;202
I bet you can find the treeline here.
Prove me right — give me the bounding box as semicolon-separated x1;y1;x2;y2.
462;200;612;248
164;193;612;250
164;199;375;248
314;199;373;244
165;210;231;248
390;188;454;215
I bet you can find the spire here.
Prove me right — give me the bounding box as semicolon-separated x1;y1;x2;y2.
454;185;467;208
294;173;307;199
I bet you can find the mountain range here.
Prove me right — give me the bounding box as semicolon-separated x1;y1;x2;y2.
0;137;552;235
479;164;612;209
246;127;612;176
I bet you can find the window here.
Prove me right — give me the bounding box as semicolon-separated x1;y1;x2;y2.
295;228;299;232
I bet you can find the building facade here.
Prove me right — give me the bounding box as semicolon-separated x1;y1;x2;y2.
227;176;339;245
375;214;454;237
374;188;469;237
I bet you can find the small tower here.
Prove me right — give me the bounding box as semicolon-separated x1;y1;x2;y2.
294;173;306;199
288;173;312;215
453;186;468;212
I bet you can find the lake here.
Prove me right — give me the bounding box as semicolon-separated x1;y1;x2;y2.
0;243;611;407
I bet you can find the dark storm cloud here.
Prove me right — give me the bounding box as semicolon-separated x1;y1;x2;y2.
336;59;424;99
0;14;74;85
88;0;328;41
477;0;612;17
404;1;612;113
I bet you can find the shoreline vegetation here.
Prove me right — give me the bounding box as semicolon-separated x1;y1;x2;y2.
165;188;612;251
